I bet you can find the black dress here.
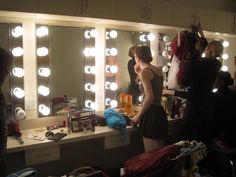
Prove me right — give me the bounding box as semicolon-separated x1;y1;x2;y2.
139;68;168;140
175;57;221;144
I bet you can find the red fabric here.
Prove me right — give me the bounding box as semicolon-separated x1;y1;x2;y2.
123;144;181;177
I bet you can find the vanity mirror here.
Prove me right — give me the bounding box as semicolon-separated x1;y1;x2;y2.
36;25;89;117
0;23;25;119
105;29;151;108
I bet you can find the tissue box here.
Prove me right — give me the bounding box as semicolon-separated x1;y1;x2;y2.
67;109;95;133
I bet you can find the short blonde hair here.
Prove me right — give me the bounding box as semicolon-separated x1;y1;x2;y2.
207;40;223;58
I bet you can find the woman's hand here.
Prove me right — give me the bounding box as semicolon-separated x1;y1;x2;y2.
131;114;140;125
162;89;175;95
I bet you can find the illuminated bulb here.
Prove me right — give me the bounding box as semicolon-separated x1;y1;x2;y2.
167;62;171;66
110;100;118;108
147;33;155;41
163;35;170;42
222;53;229;60
105;98;111;106
110;48;118;56
222;41;229;48
37;47;48;56
110;65;118;73
15;107;25;120
106;49;110;56
39;104;50;116
221;66;228;72
105;82;111;89
90;66;96;74
12;47;23;57
90;102;98;110
109;30;118;39
38;67;51;77
12;67;24;77
162;51;169;58
110;82;118;91
139;34;147;42
38;85;50;96
13;87;25;98
85;100;92;108
11;26;24;38
162;66;169;73
212;88;218;93
138;95;143;102
85;83;92;91
36;26;49;37
90;84;98;93
84;30;91;39
90;29;97;38
202;53;206;57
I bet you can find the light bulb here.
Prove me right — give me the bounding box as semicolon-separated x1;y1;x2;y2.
110;65;118;73
163;35;170;42
13;67;24;77
90;29;97;38
39;104;50;116
90;102;98;110
37;47;48;57
222;53;229;60
222;41;229;48
105;98;111;106
221;66;228;72
202;53;206;58
84;30;91;39
12;47;23;57
85;83;92;91
110;100;118;108
38;67;51;77
105;82;111;89
13;87;25;98
151;50;155;57
110;82;118;91
85;100;92;108
147;33;155;41
109;30;118;39
139;34;147;42
110;48;118;56
38;85;50;96
36;26;49;37
162;66;169;73
90;84;98;93
212;88;218;93
15;107;25;120
11;26;24;38
162;51;169;58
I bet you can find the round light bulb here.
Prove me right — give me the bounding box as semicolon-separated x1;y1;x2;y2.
13;87;25;98
110;100;118;108
163;35;170;42
12;47;23;57
12;26;24;38
36;26;49;37
38;67;51;77
110;65;118;73
37;47;48;57
222;53;229;60
90;29;97;38
110;48;118;56
147;33;155;41
222;41;229;48
110;82;118;91
39;104;50;116
221;65;228;72
13;67;24;77
38;85;50;96
162;66;169;73
109;30;118;39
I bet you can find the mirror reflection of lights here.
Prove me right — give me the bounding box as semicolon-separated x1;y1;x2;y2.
13;67;24;77
162;50;169;58
38;67;51;77
85;100;98;110
221;66;228;72
163;35;170;42
37;47;48;57
202;53;206;58
85;83;92;91
13;87;25;98
11;26;24;38
109;48;118;56
105;98;111;106
85;100;92;107
222;41;229;48
106;65;118;73
222;53;229;60
12;47;23;57
90;84;98;93
36;26;49;37
39;104;50;116
83;47;96;57
212;88;218;93
139;34;147;42
147;33;155;41
105;82;118;91
84;30;91;39
162;66;169;73
38;85;50;96
167;62;171;66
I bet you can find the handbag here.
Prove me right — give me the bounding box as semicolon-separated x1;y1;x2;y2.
66;166;107;177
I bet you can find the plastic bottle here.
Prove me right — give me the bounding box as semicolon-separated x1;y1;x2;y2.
125;94;133;115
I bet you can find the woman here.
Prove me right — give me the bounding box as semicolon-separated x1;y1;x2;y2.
127;45;141;104
163;40;223;145
131;46;168;152
0;47;13;177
